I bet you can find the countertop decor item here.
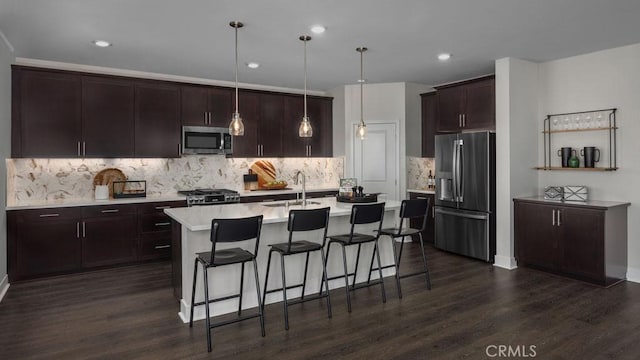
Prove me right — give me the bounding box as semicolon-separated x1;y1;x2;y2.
250;160;276;188
93;168;126;198
543;186;564;201
112;180;147;199
564;186;588;202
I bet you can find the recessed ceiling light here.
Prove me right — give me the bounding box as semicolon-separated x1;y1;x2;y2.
92;40;112;48
438;53;451;61
310;25;326;34
246;62;260;69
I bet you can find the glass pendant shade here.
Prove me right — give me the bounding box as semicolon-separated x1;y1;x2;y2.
299;116;313;137
229;112;244;136
357;122;367;139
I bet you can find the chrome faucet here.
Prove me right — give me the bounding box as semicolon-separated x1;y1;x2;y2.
294;170;306;206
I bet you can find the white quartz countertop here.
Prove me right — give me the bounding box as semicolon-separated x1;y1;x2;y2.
513;196;630;209
6;194;186;210
238;186;339;197
165;197;401;232
407;189;435;195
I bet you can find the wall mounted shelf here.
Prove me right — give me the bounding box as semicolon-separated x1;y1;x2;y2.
539;108;617;171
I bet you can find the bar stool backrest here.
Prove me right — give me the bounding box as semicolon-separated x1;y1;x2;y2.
343;202;386;243
286;207;331;252
210;215;264;255
398;198;430;231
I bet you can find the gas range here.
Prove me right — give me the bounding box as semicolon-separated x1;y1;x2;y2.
178;188;241;207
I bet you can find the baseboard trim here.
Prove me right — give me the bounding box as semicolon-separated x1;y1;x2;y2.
493;255;518;270
626;267;640;283
0;275;9;303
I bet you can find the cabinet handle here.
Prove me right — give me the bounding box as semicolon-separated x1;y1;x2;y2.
417;196;427;199
178;143;182;156
462;114;465;128
432;206;435;218
155;245;171;250
458;114;462;127
155;222;171;227
552;209;556;226
556;210;561;226
101;209;120;213
39;213;60;218
324;194;335;197
77;141;81;157
309;145;312;157
82;221;86;238
82;141;86;156
76;222;80;238
155;206;171;210
262;145;264;156
209;112;213;125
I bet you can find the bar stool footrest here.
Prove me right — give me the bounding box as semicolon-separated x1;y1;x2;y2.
209;313;262;329
264;282;305;295
399;270;429;279
193;293;241;307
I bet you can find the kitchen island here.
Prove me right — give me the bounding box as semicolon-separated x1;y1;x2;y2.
165;197;401;323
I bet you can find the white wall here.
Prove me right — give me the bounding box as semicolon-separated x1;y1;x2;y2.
328;85;345;157
494;58;540;269
0;31;15;298
339;82;430;199
537;43;640;281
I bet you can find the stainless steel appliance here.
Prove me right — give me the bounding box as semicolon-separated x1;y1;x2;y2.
182;126;232;155
434;131;495;262
178;189;241;206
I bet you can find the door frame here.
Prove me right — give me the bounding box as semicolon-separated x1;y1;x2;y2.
350;122;400;201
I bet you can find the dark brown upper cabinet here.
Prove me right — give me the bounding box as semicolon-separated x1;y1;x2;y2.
258;93;284;157
231;90;260;157
282;95;333;157
134;82;181;158
180;85;233;128
420;92;437;157
82;76;135;157
12;67;82;158
435;75;495;133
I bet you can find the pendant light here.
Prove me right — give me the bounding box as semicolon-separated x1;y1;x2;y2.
229;21;244;136
298;35;313;138
356;47;368;140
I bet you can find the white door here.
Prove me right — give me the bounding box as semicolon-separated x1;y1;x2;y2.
353;123;399;200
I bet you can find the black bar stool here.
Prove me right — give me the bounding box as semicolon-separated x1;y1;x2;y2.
262;207;332;330
189;215;265;353
369;198;432;299
323;202;386;313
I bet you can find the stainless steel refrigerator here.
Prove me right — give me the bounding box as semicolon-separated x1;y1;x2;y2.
434;131;495;262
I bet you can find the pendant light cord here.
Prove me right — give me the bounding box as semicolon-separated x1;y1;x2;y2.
360;49;364;125
303;38;308;118
234;24;239;115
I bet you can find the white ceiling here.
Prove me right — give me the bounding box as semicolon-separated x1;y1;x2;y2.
1;0;640;91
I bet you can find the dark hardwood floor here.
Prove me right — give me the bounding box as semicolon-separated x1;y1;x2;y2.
1;243;639;359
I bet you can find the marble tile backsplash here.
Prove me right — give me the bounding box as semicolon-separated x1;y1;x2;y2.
406;156;435;190
6;156;344;205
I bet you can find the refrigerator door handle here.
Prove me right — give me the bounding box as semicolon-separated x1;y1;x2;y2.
457;139;464;203
436;208;488;220
452;140;459;202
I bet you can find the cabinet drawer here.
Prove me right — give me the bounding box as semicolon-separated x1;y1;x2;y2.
139;213;173;234
138;235;172;260
16;207;82;223
138;201;185;214
82;204;137;218
306;191;338;198
240;193;297;203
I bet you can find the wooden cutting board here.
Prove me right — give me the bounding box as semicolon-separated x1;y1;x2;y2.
250;160;276;188
93;168;127;198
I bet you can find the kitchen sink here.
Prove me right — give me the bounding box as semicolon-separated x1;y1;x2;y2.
262;200;321;208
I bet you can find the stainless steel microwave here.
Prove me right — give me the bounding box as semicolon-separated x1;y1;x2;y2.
182;126;232;155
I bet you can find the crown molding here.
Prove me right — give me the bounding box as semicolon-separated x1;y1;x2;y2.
14;57;328;96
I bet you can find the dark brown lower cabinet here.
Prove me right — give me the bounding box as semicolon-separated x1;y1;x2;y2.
514;198;628;286
8;200;185;282
81;205;137;268
8;208;82;280
239;190;337;203
408;192;435;243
